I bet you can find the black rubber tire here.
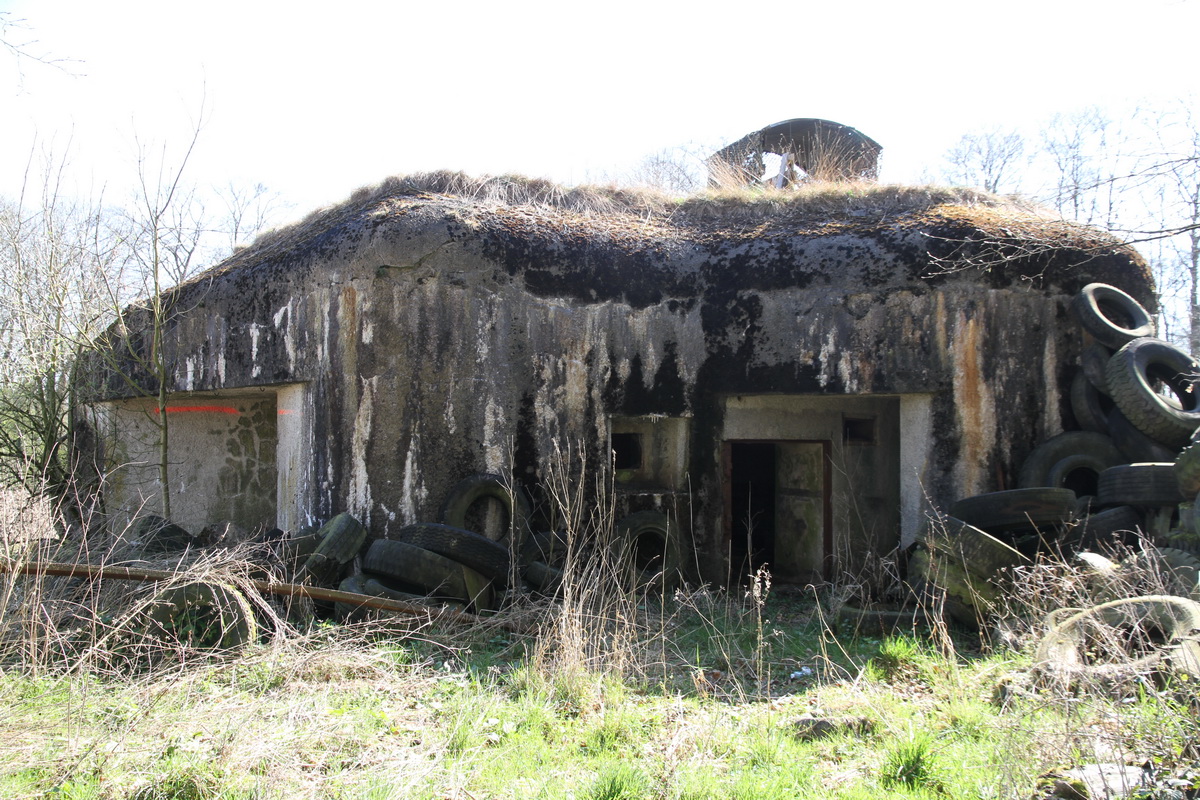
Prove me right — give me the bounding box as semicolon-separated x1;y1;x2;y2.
1106;337;1200;449
1070;370;1114;434
441;474;530;548
334;574;460;620
1080;343;1116;397
362;539;492;608
917;516;1029;577
1051;454;1114;499
521;530;571;569
1097;463;1185;508
314;513;369;562
522;560;564;595
1035;594;1200;682
1175;434;1200;496
948;488;1077;534
1017;431;1123;493
133;516;195;555
614;510;679;588
142;581;258;651
1107;406;1182;463
1072;283;1156;349
391;522;512;584
277;531;322;579
1064;505;1143;552
1166;529;1200;556
298;513;367;586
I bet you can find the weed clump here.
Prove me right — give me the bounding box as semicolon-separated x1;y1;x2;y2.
879;732;944;792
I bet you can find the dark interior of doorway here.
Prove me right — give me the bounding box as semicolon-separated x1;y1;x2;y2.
729;442;776;585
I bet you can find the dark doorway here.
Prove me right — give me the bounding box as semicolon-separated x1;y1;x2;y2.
725;439;832;586
728;442;777;584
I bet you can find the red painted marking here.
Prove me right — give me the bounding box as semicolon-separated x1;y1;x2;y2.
278;409;295;415
153;406;241;415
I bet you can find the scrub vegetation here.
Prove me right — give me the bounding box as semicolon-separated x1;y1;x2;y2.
0;490;1197;800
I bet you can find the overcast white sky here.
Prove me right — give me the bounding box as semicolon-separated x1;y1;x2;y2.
2;0;1199;229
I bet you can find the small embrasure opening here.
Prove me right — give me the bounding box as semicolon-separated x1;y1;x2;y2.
843;417;876;445
611;432;643;470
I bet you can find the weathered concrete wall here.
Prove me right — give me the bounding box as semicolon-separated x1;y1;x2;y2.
81;184;1155;583
94;392;281;535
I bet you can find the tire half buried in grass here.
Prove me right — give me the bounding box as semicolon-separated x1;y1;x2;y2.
615;510;679;589
1035;594;1200;684
1017;431;1123;495
141;581;258;651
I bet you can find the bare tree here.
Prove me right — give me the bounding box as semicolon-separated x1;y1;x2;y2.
1139;106;1200;353
0;130;284;529
936;102;1200;354
215;181;287;254
624;148;705;194
0;11;76;85
1037;107;1134;228
940;127;1029;193
0;149;124;501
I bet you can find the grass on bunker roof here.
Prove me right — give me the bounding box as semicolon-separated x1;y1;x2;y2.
0;492;1196;800
235;169;1086;258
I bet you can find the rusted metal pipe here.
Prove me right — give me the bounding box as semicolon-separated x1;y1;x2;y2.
0;560;530;634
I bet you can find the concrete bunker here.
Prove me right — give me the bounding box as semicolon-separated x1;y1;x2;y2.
75;173;1157;588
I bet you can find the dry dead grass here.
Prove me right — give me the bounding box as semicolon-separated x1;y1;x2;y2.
220;170;1048;265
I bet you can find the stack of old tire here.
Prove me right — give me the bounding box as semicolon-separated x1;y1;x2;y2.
289;474;682;621
913;282;1200;626
285;474;531;620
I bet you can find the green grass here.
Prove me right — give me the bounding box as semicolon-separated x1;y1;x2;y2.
0;586;1195;799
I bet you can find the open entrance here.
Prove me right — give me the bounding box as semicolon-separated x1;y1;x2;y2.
724;440;832;585
94;384;310;536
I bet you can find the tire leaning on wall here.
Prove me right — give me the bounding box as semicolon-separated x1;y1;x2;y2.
1105;337;1200;449
392;522;513;584
1017;431;1123;494
1071;283;1156;349
362;539;494;610
1069;370;1114;434
1080;342;1116;397
441;474;531;550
